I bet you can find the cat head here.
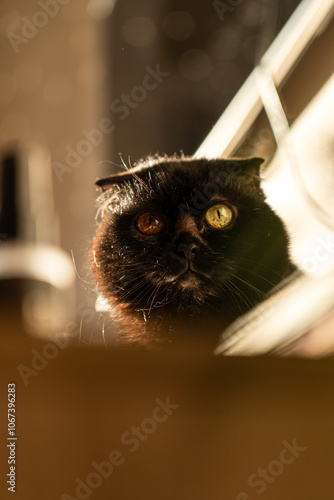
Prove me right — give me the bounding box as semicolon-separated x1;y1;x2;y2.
91;156;290;339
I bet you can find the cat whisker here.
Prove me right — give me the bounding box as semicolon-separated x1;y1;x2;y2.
101;315;108;348
99;159;123;169
71;249;95;286
222;281;245;315
235;263;281;292
133;173;151;194
117;281;147;301
118;153;129;171
229;273;268;301
120;278;154;304
140;278;168;307
147;281;165;316
78;308;93;346
224;279;254;312
237;258;288;280
101;311;120;348
117;152;151;194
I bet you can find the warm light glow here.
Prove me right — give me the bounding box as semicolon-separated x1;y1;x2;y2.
263;75;334;276
87;0;116;20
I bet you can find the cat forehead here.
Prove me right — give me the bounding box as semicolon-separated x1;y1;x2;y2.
95;156;265;191
105;165;229;205
96;158;206;189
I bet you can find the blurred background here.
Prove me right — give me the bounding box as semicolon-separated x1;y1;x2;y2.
2;3;334;499
0;0;333;348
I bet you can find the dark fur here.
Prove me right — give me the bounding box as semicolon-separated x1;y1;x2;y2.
91;156;292;346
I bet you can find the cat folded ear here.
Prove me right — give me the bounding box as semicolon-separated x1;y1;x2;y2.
95;172;133;192
235;157;265;175
233;157;265;189
95;162;152;191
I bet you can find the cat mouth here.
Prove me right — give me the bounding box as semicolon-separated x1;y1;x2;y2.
167;268;209;288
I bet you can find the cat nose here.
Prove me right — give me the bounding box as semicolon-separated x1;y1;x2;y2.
175;242;199;263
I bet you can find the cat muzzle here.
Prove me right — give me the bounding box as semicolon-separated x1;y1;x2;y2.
175;242;199;263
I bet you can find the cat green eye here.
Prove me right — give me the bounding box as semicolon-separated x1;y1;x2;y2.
136;211;165;235
205;204;233;229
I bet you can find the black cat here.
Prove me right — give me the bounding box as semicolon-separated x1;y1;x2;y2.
91;156;292;347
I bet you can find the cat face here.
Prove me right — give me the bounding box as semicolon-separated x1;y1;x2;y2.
91;157;291;327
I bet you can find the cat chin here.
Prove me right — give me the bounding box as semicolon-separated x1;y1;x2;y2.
164;268;210;284
178;271;201;290
163;271;210;302
163;269;199;284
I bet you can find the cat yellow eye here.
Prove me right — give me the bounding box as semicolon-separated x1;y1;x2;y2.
136;211;165;235
205;204;233;229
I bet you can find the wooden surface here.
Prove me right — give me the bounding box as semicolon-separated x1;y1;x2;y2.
1;329;334;500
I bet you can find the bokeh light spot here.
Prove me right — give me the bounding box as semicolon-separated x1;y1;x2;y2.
208;28;241;60
43;77;73;107
122;17;157;48
178;49;212;81
13;62;44;93
162;11;195;41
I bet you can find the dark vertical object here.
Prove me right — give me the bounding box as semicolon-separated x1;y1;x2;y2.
0;153;18;239
0;144;75;339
